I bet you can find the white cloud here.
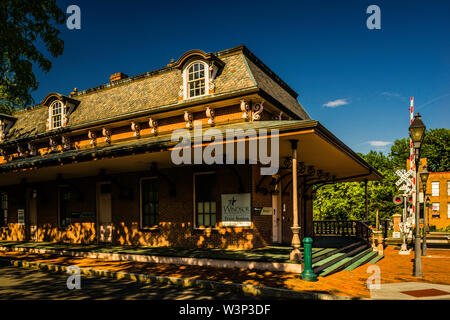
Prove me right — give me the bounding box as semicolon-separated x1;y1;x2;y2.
322;99;349;108
381;92;401;97
368;141;392;147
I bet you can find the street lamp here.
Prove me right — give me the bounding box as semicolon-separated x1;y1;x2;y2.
409;112;426;277
420;166;429;256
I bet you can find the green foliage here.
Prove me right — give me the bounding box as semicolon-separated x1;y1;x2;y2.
314;128;449;222
389;128;450;172
421;128;450;172
314;151;400;222
0;0;65;112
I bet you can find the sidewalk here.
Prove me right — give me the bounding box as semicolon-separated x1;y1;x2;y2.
0;246;449;299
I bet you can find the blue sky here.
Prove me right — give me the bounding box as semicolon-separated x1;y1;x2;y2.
31;0;449;154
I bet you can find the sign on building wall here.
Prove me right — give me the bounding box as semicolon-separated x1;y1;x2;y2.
18;209;25;226
221;193;251;227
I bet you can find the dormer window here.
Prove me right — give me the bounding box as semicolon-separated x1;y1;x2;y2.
187;62;206;98
181;61;210;99
42;93;80;131
174;50;224;101
50;100;63;129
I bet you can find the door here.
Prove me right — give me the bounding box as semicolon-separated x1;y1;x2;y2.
272;180;282;243
28;192;38;241
97;182;112;243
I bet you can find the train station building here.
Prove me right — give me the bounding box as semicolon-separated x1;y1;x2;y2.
0;45;381;250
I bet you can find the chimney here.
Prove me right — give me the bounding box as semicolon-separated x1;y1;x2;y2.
110;72;128;82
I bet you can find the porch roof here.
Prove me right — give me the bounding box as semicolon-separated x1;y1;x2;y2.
0;120;382;186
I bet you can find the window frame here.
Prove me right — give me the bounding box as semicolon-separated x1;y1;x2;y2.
431;181;440;197
49;100;65;130
182;61;210;100
448;203;450;219
431;202;440;218
193;171;217;229
139;177;159;229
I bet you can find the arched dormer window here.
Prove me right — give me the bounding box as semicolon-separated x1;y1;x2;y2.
188;62;206;97
42;93;80;131
50;100;63;129
173;50;224;101
185;61;207;98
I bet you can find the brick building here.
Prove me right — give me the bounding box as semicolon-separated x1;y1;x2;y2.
0;45;381;249
408;158;450;231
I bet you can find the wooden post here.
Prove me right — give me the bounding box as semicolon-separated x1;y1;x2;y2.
289;140;302;262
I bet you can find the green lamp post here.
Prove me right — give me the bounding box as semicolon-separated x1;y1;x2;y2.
300;237;317;281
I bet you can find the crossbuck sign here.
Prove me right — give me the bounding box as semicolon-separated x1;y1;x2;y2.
395;169;414;187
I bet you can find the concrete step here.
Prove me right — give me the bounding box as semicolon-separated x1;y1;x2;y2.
319;257;353;277
313;243;369;274
344;250;378;271
311;241;363;264
367;254;384;264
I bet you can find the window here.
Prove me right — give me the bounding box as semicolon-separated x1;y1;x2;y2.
431;202;440;218
195;173;216;227
431;181;439;196
140;178;158;228
1;193;7;227
58;186;71;227
447;181;450;196
50;100;63;129
187;62;206;98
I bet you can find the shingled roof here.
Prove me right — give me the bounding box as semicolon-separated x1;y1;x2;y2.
3;45;310;143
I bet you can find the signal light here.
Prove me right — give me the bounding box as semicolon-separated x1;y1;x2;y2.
393;195;403;205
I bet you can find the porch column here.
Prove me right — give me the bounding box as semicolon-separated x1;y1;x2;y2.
289;140;302;262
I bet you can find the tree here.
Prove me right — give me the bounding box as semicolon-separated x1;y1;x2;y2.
313;151;401;222
0;0;65;114
390;128;450;172
421;128;450;172
314;128;449;223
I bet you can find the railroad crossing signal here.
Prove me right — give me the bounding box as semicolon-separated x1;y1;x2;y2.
395;169;414;187
393;194;413;205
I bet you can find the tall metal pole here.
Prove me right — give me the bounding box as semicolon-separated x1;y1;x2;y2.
289;140;302;262
422;185;428;256
413;155;423;276
409;98;416;227
399;196;409;254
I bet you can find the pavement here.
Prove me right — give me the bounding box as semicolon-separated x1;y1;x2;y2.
370;282;450;300
0;265;257;300
0;246;449;300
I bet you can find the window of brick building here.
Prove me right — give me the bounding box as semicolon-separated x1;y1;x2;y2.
431;202;440;218
431;181;439;196
447;181;450;196
140;178;159;228
194;172;216;228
